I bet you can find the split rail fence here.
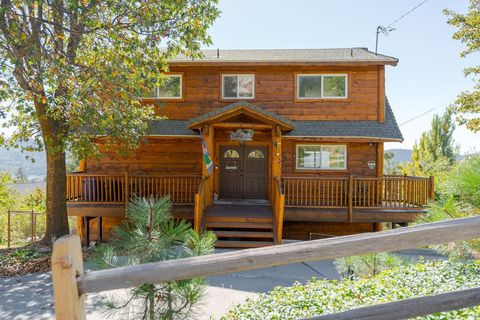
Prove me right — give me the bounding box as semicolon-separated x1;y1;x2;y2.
52;216;480;320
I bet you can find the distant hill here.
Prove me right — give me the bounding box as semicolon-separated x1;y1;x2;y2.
385;149;412;166
0;147;46;180
386;148;470;167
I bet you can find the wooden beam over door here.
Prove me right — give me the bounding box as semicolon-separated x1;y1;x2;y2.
211;122;273;129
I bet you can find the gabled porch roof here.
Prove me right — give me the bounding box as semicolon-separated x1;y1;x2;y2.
186;101;296;131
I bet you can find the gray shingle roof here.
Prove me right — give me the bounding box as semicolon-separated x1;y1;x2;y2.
147;120;197;136
148;100;403;141
171;48;398;66
284;99;403;141
185;101;296;129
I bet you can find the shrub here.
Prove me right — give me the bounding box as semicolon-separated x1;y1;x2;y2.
222;260;480;320
93;196;216;320
334;253;405;279
416;155;480;258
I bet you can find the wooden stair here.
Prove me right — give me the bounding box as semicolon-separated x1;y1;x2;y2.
204;204;275;248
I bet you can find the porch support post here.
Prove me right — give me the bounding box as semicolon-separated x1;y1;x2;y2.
271;126;282;198
271;126;284;244
348;175;354;223
79;159;86;172
202;125;214;206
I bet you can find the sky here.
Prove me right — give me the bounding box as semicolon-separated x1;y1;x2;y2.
205;0;479;153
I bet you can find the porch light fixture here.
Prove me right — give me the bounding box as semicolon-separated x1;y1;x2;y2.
368;160;376;170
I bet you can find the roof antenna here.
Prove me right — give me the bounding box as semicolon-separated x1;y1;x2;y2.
217;48;220;58
375;26;395;55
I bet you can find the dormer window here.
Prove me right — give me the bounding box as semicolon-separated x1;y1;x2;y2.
296;74;348;99
145;74;183;100
222;74;255;99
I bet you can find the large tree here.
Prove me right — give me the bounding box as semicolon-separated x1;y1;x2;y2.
0;0;219;243
401;109;457;177
445;1;480;132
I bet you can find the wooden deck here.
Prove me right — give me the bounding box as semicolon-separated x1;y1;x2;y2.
285;207;426;223
65;173;434;246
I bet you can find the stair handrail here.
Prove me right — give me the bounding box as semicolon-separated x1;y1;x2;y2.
194;176;210;233
273;176;285;244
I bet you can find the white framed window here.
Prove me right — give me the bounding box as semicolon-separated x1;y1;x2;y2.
296;144;347;170
296;74;348;99
222;74;255;99
145;74;183;99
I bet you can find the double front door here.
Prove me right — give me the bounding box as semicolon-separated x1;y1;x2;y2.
219;145;269;200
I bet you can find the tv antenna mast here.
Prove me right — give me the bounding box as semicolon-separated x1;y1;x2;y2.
374;0;430;55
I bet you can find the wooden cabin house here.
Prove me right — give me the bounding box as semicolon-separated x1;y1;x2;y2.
67;48;434;248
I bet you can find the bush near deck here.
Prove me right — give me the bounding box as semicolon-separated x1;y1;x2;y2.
222;260;480;320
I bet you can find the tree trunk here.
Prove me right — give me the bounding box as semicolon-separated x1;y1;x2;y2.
42;144;70;244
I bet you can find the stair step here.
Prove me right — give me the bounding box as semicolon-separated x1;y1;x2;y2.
205;216;273;223
214;230;274;238
205;221;273;229
215;240;274;248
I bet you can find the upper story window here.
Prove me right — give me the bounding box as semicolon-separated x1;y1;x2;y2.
145;74;183;100
296;74;348;99
296;144;347;170
222;74;255;99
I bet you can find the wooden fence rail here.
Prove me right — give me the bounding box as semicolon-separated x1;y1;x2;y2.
52;216;480;319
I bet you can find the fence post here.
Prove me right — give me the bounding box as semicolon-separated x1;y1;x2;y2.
429;176;435;200
31;210;35;244
348;176;353;223
51;234;86;320
7;210;11;248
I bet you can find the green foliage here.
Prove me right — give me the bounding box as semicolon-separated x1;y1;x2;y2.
0;0;220;239
14;167;28;183
0;172;17;244
0;0;220;157
416;155;480;258
93;196;216;320
383;151;402;174
444;155;480;208
223;260;480;320
0;183;46;246
445;1;480;132
334;253;405;279
401;110;457;177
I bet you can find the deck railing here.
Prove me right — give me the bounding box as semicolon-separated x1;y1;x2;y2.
283;176;348;208
194;176;209;233
66;173;125;204
66;173;201;206
128;174;201;204
283;175;434;212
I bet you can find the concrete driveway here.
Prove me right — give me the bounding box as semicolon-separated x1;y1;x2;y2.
0;247;443;319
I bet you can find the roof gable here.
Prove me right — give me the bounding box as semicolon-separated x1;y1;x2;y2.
186;102;296;131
